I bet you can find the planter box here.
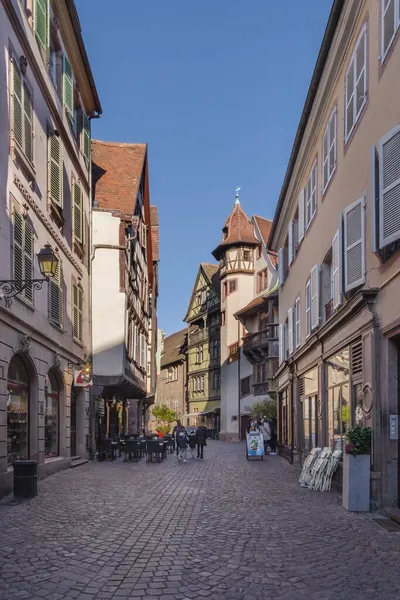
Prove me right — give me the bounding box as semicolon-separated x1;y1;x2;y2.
342;453;370;512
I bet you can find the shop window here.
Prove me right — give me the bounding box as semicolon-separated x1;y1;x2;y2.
44;371;59;457
326;348;350;452
300;367;319;452
7;356;29;465
240;376;251;397
279;387;291;445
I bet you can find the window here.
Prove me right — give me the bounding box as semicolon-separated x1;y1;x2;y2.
381;0;400;62
326;348;350;452
278;247;285;286
310;265;320;330
345;25;367;142
305;279;311;337
34;0;48;51
167;366;178;382
82;110;91;162
279;388;291;446
279;323;284;365
322;107;337;192
142;223;147;249
300;368;318;451
211;340;220;359
228;279;237;294
49;261;63;326
72;179;84;244
221;310;226;326
332;229;342;309
44;371;59;458
195;346;204;364
243;250;251;261
344;198;365;291
288;308;293;355
140;334;146;368
213;371;221;389
7;356;29;465
294;297;300;349
200;290;207;305
11;58;34;164
240;376;251;397
228;342;239;363
257;245;262;259
255;363;267;383
376;126;400;250
288;220;294;266
72;283;83;342
49;43;57;87
257;269;268;293
63;54;74;122
222;282;227;300
298;190;305;244
48;128;63;209
13;208;34;303
305;160;317;228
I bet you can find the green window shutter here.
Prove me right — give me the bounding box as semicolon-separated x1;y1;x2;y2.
73;181;83;243
13;209;24;284
48;130;63;207
82;111;91;161
34;0;48;50
12;61;23;149
24;221;34;302
23;83;34;163
62;54;74;119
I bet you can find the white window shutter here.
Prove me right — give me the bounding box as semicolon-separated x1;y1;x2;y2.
332;227;342;309
288;221;293;266
310;265;320;330
371;145;380;254
278;248;285;285
305;280;311;337
344;198;366;291
298;189;305;242
295;298;300;348
378;125;400;248
279;323;283;364
288;308;293;355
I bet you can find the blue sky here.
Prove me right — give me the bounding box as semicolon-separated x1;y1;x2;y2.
76;0;333;335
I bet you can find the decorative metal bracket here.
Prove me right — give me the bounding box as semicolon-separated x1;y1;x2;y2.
0;278;48;308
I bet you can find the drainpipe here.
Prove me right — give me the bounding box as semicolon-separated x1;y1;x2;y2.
237;317;241;442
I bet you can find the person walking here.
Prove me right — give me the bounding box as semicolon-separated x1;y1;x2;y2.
260;418;271;455
269;418;277;456
177;426;188;462
172;419;182;456
188;429;197;459
196;420;207;459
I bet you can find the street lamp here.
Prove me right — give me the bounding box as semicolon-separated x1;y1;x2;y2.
0;244;59;307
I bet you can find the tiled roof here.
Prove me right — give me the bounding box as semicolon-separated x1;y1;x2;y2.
212;201;258;259
92;140;147;214
150;206;159;261
161;328;187;368
253;216;272;246
234;296;266;318
201;263;219;280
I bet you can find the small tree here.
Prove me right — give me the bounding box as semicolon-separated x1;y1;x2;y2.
152;404;178;434
245;397;277;420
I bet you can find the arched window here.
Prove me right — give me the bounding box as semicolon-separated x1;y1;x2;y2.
7;356;29;465
44;371;59;457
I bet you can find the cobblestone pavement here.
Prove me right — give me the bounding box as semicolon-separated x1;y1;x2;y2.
1;442;400;600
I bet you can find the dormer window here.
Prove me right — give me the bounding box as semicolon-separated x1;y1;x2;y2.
222;227;228;240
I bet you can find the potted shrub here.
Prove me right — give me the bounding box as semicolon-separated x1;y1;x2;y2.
342;425;372;512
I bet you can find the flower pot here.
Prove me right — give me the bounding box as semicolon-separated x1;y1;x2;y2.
342;453;370;512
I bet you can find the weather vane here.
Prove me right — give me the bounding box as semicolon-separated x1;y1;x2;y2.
235;186;241;204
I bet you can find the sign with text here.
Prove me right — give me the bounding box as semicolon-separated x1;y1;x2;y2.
73;369;93;388
246;432;264;457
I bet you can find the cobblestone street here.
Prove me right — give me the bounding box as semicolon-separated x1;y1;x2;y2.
1;442;400;600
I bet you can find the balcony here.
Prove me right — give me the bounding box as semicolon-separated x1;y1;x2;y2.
242;324;279;364
253;379;277;396
189;329;208;345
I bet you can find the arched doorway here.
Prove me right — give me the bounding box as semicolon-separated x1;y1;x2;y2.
7;356;29;465
44;371;59;457
70;387;77;456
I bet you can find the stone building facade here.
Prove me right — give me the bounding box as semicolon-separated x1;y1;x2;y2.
0;0;101;496
269;0;400;507
156;329;188;420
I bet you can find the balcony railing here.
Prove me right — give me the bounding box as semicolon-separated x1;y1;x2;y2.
189;329;208;345
253;379;277;396
242;324;279;364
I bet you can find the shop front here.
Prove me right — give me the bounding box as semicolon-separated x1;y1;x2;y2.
7;356;29;465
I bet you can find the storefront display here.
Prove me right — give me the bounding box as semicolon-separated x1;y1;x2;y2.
326;348;350;452
7;356;29;465
301;367;318;451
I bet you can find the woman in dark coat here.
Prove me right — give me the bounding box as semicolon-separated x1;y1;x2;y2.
195;420;207;459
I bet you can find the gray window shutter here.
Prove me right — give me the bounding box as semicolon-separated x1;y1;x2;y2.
278;248;285;286
310;264;320;330
379;125;400;248
73;180;83;243
288;308;293;355
298;189;305;243
344;198;366;291
332;224;343;309
48;130;63;207
371;145;379;254
288;221;293;266
63;54;74;119
278;323;283;365
82;110;91;162
305;280;311;337
12;61;23;150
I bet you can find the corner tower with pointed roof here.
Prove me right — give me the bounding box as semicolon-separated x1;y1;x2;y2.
212;193;260;441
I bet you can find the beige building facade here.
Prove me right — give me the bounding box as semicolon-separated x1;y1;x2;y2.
269;0;400;508
156;329;187;420
0;0;101;496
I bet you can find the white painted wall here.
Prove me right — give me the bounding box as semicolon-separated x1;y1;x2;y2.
92;211;126;376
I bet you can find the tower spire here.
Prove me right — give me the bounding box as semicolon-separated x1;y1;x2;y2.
235;186;241;205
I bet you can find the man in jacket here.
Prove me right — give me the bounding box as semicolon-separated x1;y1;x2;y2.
260;418;271;455
172;420;182;456
195;420;208;459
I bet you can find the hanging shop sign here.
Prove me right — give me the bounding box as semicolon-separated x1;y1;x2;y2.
246;431;264;459
73;368;93;388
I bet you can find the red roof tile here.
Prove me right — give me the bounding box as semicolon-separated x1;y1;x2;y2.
212;201;258;259
92;140;147;214
161;328;187;368
150;206;159;261
253;216;272;246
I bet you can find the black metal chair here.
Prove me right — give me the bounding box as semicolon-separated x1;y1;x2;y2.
123;440;142;462
146;440;164;463
164;435;175;454
97;439;114;461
